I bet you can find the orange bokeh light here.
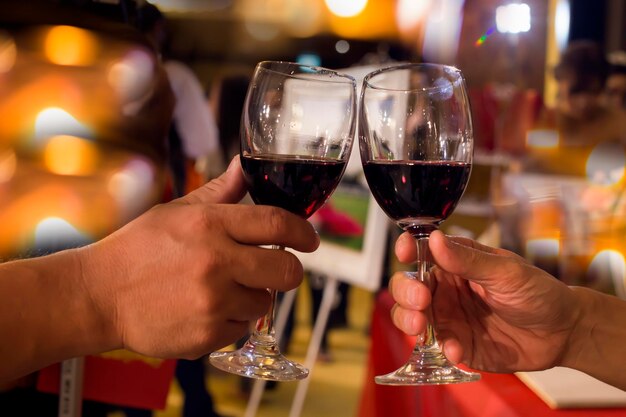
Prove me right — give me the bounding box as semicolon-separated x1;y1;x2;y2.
327;0;397;40
44;25;99;67
43;135;99;176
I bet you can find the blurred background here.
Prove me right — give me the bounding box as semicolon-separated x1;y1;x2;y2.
1;0;625;416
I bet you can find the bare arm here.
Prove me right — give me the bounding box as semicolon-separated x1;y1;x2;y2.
0;157;319;384
0;250;118;382
565;287;626;390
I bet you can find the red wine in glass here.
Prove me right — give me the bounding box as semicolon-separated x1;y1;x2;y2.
362;160;471;234
241;154;347;219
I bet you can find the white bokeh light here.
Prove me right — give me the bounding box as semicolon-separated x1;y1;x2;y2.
325;0;368;18
34;108;92;146
335;40;350;54
496;3;531;34
35;217;90;249
396;0;431;32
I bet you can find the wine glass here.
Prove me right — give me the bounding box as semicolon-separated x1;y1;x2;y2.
359;63;480;385
209;61;356;381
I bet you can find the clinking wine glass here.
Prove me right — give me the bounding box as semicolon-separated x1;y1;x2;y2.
209;61;356;381
359;63;480;385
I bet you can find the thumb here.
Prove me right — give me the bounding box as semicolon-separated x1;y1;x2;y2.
178;156;247;205
428;230;516;288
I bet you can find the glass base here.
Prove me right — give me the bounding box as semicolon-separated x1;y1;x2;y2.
209;340;308;381
375;349;480;385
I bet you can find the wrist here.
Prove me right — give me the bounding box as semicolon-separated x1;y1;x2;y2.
560;286;626;390
74;244;124;354
560;286;595;370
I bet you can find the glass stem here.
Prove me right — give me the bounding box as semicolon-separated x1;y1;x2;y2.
413;236;440;354
251;245;282;346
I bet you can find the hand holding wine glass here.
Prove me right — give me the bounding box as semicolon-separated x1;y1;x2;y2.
359;63;479;385
209;61;356;381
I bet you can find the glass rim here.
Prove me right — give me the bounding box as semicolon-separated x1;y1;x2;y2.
255;60;356;86
363;62;464;93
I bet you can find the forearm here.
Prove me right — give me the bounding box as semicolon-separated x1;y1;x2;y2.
0;249;119;383
562;287;626;390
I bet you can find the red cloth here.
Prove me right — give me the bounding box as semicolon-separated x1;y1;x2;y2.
358;290;626;417
37;355;176;410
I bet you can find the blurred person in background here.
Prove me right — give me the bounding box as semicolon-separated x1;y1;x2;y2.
138;3;225;197
547;40;626;147
604;51;626;110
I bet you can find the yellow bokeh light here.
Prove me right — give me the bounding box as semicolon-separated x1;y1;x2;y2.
44;135;99;176
44;25;99;67
327;0;396;40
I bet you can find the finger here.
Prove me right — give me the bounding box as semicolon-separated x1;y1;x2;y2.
220;205;320;253
446;234;526;261
441;337;464;364
394;232;417;263
428;230;518;287
179;156;247;205
226;286;272;321
388;272;431;311
233;245;305;291
391;305;428;335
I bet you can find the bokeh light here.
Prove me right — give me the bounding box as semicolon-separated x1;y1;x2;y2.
108;49;155;108
244;21;281;41
34;107;92;146
588;249;625;294
325;0;368;18
422;0;465;64
396;0;430;32
108;157;157;218
555;0;571;52
526;129;559;149
335;40;350;54
44;135;99;176
284;0;323;38
296;53;322;67
585;142;626;186
0;149;17;183
34;216;91;250
526;238;560;260
495;3;531;34
44;25;99;67
0;31;17;74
